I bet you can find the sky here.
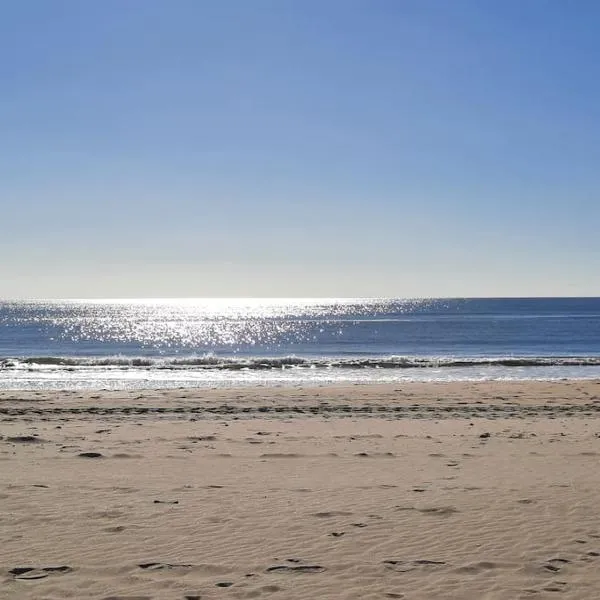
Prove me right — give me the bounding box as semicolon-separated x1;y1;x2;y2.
1;0;599;298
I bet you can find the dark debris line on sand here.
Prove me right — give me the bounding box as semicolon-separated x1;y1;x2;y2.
1;402;600;420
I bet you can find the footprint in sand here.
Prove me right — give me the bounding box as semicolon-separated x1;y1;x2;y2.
453;561;499;574
10;566;71;580
7;435;44;444
543;584;567;592
542;564;562;573
266;565;325;574
260;453;301;458
139;562;192;570
392;505;456;515
104;526;126;533
521;580;568;595
383;560;446;573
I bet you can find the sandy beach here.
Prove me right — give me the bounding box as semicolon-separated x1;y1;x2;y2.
2;380;600;599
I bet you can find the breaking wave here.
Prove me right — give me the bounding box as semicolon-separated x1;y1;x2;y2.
2;355;600;371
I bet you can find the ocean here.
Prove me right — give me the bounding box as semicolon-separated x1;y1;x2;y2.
1;297;599;390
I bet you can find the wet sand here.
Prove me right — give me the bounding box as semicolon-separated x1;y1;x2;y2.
2;380;600;599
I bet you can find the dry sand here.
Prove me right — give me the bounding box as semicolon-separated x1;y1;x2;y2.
2;380;600;599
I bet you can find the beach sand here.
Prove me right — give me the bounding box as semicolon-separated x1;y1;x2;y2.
2;380;600;599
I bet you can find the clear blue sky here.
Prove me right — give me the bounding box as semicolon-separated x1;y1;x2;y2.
2;0;599;298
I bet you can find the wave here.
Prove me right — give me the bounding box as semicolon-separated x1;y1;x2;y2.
3;355;600;371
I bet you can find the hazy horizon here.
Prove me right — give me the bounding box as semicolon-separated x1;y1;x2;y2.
2;295;600;302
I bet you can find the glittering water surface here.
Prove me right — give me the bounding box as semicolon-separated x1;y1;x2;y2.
2;298;439;354
1;297;600;389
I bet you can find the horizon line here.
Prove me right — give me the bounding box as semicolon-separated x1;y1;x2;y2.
1;295;600;302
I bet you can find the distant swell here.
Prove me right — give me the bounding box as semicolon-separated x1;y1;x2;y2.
2;355;600;371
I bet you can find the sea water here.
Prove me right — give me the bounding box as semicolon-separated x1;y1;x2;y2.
1;297;600;390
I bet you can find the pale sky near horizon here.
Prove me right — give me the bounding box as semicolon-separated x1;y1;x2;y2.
2;0;599;299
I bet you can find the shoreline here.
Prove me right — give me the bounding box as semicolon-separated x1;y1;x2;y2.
5;370;600;393
2;378;600;405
